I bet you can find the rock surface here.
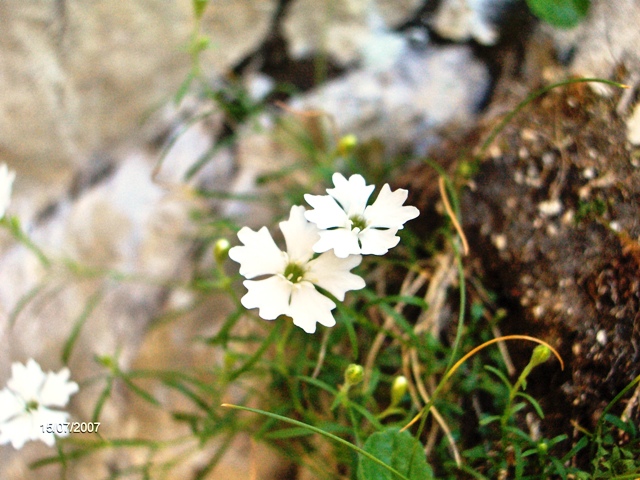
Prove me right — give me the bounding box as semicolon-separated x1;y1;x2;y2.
0;0;276;195
282;0;423;65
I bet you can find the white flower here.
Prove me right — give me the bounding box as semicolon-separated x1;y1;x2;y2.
229;205;365;333
0;359;79;449
304;173;420;258
0;163;15;219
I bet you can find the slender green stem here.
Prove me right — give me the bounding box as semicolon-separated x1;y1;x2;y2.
221;403;410;480
2;216;51;268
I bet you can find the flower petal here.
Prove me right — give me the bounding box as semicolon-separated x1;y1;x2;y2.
307;252;365;300
279;205;319;263
0;164;15;219
0;414;32;449
241;276;292;320
229;226;287;279
0;388;23;423
7;359;46;402
359;227;400;255
288;282;336;333
326;173;374;216
39;367;79;408
304;194;349;229
364;184;419;229
313;228;361;258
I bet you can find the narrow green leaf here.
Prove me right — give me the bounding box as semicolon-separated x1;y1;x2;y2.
92;376;113;423
62;289;103;365
119;376;161;407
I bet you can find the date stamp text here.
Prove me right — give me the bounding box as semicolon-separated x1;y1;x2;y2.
40;422;101;435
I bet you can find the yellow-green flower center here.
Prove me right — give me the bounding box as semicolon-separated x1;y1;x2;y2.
349;214;367;231
25;400;39;412
284;262;306;283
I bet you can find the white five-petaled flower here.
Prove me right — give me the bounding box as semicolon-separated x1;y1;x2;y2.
0;359;79;449
228;205;366;333
304;173;420;258
0;163;15;219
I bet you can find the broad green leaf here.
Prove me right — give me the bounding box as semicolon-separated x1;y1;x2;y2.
526;0;590;28
358;428;433;480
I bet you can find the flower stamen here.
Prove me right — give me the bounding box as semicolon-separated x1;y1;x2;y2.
284;262;306;283
349;214;368;232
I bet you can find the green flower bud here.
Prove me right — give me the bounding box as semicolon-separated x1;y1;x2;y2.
344;364;364;387
193;0;209;19
537;442;548;455
390;375;408;408
213;238;231;264
529;345;551;369
337;134;357;156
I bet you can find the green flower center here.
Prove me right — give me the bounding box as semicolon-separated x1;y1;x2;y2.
284;262;306;284
349;214;367;231
26;400;39;412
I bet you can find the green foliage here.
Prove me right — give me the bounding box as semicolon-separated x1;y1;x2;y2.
7;37;633;478
359;428;434;480
526;0;590;29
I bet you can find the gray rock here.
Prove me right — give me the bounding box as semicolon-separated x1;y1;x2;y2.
0;0;276;195
291;44;490;153
429;0;519;45
548;0;640;86
282;0;423;65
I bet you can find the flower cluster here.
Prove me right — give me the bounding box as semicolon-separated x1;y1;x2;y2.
0;359;79;449
229;173;419;333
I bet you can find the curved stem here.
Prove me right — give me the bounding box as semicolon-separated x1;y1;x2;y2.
402;335;563;432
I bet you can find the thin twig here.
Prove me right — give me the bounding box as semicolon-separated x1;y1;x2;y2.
311;328;331;379
409;349;462;466
439;177;469;256
621;381;640;422
363;269;429;388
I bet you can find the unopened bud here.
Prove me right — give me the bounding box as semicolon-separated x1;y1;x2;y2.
529;345;551;368
193;0;209;19
390;375;408;408
344;364;364;386
337;134;357;156
213;238;231;264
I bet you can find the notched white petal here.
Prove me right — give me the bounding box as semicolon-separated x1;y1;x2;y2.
39;368;79;408
288;282;337;333
307;252;365;300
8;360;45;401
359;228;400;255
280;205;319;263
241;276;291;320
364;184;420;229
229;226;287;278
304;194;349;229
326;173;374;216
313;229;361;258
0;389;22;423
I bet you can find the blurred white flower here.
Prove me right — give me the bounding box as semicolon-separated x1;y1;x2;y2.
0;163;15;219
304;173;419;258
229;205;365;333
0;359;79;449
